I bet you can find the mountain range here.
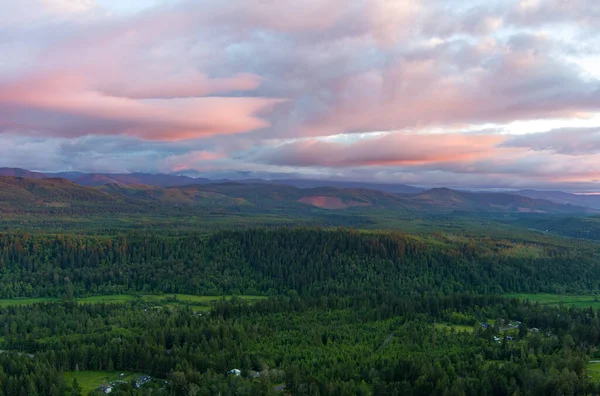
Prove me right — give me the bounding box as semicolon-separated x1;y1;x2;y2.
0;168;422;193
514;189;600;210
2;167;600;211
0;172;594;215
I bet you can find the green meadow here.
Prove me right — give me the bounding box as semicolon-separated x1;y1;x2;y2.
0;294;266;309
434;323;475;333
507;293;600;309
63;371;143;394
588;362;600;382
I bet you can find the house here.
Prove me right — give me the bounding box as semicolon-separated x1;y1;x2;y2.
139;375;151;383
505;336;514;341
481;322;490;329
529;327;540;333
229;369;242;376
493;336;501;342
98;385;112;394
134;375;152;388
248;370;260;379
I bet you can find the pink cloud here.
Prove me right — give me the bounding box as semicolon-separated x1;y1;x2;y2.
2;0;600;191
366;0;423;46
162;150;226;172
503;127;600;155
0;70;284;141
299;46;600;137
260;132;507;167
98;72;262;99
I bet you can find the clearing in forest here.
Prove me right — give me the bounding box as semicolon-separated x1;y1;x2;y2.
507;293;600;309
0;294;266;310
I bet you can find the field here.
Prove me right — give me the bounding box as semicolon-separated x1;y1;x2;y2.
0;294;266;310
434;323;474;333
588;362;600;382
64;371;143;394
0;297;52;306
507;293;600;309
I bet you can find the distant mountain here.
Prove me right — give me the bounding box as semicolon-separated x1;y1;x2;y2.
0;167;210;187
0;167;47;179
248;179;423;194
0;167;421;193
97;182;405;210
186;183;410;209
0;176;118;207
409;188;589;214
514;190;600;210
0;176;591;215
53;172;214;187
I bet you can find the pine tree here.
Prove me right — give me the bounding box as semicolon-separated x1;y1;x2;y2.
71;378;82;396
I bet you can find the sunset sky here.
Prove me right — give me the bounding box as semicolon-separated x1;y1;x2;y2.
1;0;600;190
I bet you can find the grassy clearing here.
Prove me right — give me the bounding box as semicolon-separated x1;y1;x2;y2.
588;362;600;382
0;297;54;306
506;293;600;309
0;294;267;308
146;294;266;303
79;295;139;303
434;323;474;333
144;294;267;312
64;371;142;394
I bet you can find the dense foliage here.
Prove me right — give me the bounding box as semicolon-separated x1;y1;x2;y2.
1;227;600;395
2;294;600;395
0;229;598;299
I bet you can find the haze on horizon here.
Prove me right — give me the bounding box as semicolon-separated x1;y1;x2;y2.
1;0;600;191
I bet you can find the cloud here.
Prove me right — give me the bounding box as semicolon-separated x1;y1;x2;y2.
255;129;600;190
0;134;228;174
294;35;600;137
1;0;600;190
42;0;95;14
99;71;262;99
503;127;600;155
0;70;284;141
161;150;226;172
508;0;600;29
0;0;287;142
259;132;506;167
0;0;98;28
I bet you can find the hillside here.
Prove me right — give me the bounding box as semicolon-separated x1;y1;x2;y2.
99;182;251;207
0;176;118;209
1;228;599;298
514;189;600;210
65;172;209;187
256;178;422;194
3;228;600;394
0;167;47;179
410;187;588;214
0;176;592;216
0;167;421;192
189;183;408;209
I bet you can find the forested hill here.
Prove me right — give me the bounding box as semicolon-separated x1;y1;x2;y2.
2;229;600;395
0;175;591;215
0;228;597;299
0;167;422;193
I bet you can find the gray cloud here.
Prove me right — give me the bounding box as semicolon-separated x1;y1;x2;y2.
504;127;600;155
0;0;600;190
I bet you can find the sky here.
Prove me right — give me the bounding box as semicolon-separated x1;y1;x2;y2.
1;0;600;191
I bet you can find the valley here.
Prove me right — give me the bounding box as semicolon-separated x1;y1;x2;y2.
1;175;600;395
3;0;599;393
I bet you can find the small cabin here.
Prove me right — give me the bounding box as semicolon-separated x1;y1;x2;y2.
229;369;242;376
